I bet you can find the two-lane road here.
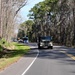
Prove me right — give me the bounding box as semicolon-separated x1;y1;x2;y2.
25;45;75;75
0;43;75;75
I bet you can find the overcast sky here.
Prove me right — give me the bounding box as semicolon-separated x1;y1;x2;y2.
20;0;44;22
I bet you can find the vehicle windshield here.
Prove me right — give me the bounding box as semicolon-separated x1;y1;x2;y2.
41;36;52;41
23;37;28;40
24;38;28;40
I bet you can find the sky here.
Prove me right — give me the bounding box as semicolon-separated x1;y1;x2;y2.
20;0;44;22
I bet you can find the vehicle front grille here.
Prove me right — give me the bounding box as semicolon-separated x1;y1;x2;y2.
43;41;49;45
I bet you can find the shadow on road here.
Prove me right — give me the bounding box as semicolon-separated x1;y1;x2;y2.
24;46;75;65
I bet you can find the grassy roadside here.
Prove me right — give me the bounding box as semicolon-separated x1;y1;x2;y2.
0;42;30;71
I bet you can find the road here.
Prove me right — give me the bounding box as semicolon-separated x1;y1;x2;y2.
0;43;75;75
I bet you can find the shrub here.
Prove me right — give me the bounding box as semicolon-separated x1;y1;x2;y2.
0;38;6;51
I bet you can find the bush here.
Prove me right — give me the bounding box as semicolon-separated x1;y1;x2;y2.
0;38;7;51
0;45;3;51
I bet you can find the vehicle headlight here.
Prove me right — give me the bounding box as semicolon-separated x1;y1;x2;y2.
49;42;53;46
40;42;44;45
40;42;44;46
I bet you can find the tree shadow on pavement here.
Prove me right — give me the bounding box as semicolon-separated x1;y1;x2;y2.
24;46;75;65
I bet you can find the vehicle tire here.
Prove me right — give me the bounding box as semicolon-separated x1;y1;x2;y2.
38;46;41;49
51;46;53;49
38;45;41;49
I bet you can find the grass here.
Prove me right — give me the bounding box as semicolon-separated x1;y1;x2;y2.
0;42;30;71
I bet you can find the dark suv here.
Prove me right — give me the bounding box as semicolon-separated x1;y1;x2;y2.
37;36;53;49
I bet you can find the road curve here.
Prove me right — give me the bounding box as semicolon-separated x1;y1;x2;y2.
24;45;75;75
0;43;75;75
0;43;38;75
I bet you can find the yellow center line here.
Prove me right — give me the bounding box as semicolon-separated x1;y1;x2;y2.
59;51;75;60
66;54;75;60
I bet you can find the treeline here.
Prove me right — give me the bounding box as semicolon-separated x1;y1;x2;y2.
18;20;34;41
0;0;27;42
28;0;75;46
19;0;75;46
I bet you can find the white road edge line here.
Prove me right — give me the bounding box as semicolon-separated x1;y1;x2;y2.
21;49;39;75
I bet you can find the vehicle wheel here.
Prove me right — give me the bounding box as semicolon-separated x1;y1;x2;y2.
38;46;41;49
51;46;53;49
38;45;41;49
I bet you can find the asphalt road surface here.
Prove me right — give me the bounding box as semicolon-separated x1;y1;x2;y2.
0;43;75;75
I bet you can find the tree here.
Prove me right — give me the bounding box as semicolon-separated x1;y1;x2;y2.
0;0;27;42
18;20;34;41
28;0;75;47
28;0;58;40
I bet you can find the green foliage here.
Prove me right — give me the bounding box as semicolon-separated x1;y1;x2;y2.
18;20;34;41
25;20;34;26
12;43;30;56
0;38;6;51
0;45;3;51
17;29;25;39
27;0;59;42
0;42;30;71
0;38;12;51
29;0;58;19
0;38;6;45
